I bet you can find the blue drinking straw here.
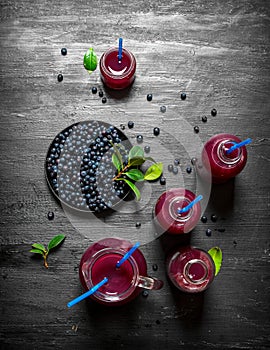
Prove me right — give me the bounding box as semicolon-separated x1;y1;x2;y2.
118;37;123;61
67;277;108;308
116;242;140;268
226;138;252;154
178;195;203;214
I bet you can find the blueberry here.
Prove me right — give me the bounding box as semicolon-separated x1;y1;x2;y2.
168;164;173;172
92;87;97;94
128;121;134;129
194;126;199;133
160;177;166;185
61;48;67;56
172;166;178;174
180;92;186;100
147;94;153;101
135;222;141;228
153;127;160;136
142;290;149;297
174;159;180;166
206;228;212;237
152;264;158;271
202;116;207;123
137;135;143;143
191;157;197;165
144;145;150;153
160;105;166;113
102;97;107;104
211;108;217;116
201;215;207;223
57;74;63;82
99;90;104;97
47;211;54;221
211;214;218;222
186;166;192;174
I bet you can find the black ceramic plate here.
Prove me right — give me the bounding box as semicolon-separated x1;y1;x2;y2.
45;120;132;213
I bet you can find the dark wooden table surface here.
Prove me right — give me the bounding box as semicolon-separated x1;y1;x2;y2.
1;1;269;349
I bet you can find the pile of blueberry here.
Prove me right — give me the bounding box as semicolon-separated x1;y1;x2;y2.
45;120;131;212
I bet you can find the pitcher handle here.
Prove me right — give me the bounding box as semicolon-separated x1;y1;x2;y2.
137;275;163;290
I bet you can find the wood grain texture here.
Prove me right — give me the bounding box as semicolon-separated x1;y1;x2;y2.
0;0;270;349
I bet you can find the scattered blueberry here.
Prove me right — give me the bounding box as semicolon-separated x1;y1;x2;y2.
128;121;134;129
47;211;54;221
99;90;104;97
152;264;158;271
194;126;199;133
153;127;160;136
57;74;63;82
102;97;107;104
191;157;197;165
144;145;150;153
61;48;67;56
160;105;166;113
211;214;218;222
172;166;178;174
156;320;161;325
142;290;149;298
180;92;186;100
233;240;237;245
211;108;217;116
135;222;141;228
160;177;166;185
206;228;212;237
147;94;153;101
92;87;98;94
168;164;173;172
201;215;207;223
120;124;125;130
202;116;207;123
186;166;192;174
174;159;180;166
137;135;143;143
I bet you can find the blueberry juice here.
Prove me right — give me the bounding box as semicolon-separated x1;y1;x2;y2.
154;188;201;234
202;133;248;184
99;47;136;90
79;238;148;305
167;246;215;293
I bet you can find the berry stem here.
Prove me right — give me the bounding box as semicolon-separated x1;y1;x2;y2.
43;252;49;269
112;163;130;181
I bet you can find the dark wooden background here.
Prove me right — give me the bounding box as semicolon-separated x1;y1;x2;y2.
0;0;269;349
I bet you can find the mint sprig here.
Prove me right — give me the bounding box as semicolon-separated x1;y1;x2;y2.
208;246;222;276
30;234;66;268
112;144;163;200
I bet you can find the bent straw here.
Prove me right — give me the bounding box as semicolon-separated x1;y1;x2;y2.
178;195;203;214
116;242;140;268
67;277;108;308
226;138;252;154
118;38;123;61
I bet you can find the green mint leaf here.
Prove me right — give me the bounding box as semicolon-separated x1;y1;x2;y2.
208;247;222;276
110;142;123;170
47;234;66;252
30;249;44;256
119;178;141;201
144;162;163;181
112;153;122;171
128;146;144;161
128;157;145;167
124;169;145;182
83;48;98;72
32;243;46;253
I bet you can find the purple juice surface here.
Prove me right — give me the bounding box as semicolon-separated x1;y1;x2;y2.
202;133;248;184
91;253;134;295
154;188;201;234
167;246;215;293
100;48;136;90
